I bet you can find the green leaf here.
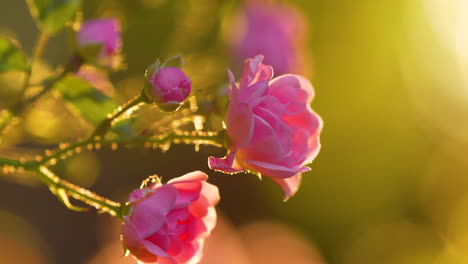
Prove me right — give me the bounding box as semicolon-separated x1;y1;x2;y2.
55;75;134;136
161;55;183;69
0;36;28;73
27;0;81;34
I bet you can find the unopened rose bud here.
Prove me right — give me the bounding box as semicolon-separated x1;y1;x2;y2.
76;19;122;69
147;67;191;112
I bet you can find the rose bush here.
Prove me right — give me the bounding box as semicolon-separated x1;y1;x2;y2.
122;171;219;264
209;55;322;200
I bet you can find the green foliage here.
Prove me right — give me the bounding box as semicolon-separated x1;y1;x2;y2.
26;0;81;34
55;75;133;136
0;36;28;73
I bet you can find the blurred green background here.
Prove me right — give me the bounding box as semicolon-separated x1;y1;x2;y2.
1;0;468;263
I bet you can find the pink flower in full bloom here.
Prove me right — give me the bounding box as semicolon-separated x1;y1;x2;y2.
76;19;122;69
121;171;219;264
209;55;322;200
148;67;192;112
229;1;307;75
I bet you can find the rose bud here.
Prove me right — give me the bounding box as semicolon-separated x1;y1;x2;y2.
76;18;122;69
146;65;192;112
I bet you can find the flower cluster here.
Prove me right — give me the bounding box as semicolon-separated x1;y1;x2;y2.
0;3;322;264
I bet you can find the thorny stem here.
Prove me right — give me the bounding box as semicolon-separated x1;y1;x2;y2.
35;167;124;220
40;130;224;166
0;130;223;217
17;32;49;105
90;94;146;139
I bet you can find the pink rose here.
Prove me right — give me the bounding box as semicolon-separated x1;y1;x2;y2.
209;55;322;200
76;19;122;69
229;1;307;75
122;171;220;264
148;67;192;112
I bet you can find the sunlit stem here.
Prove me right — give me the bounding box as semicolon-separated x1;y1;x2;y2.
0;129;224;218
35;167;124;219
0;130;223;168
90;94;146;139
0;158;124;218
38;130;224;166
0;110;15;133
17;32;49;104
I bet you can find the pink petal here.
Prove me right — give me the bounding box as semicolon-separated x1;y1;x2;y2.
166;208;190;230
187;215;208;241
227;101;254;148
132;185;177;237
201;181;220;206
167;237;183;256
238;115;284;163
77;19;121;55
188;196;209;218
271;173;303;200
200;207;217;238
173;241;201;264
240;55;274;87
122;221;141;249
168;171;207;184
269;74;315;105
141;239;169;258
208;152;244;174
285;112;323;165
157;257;177;264
146;229;171;252
122;222;158;263
239;80;269;105
128;189;146;203
167;174;205;208
243;159;301;178
227;69;237;96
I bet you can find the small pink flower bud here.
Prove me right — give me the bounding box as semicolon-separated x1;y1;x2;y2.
148;67;191;112
76;19;122;69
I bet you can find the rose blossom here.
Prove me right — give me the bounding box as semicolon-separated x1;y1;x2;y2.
209;55;322;200
121;171;220;264
148;67;192;112
229;1;307;75
76;19;122;69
